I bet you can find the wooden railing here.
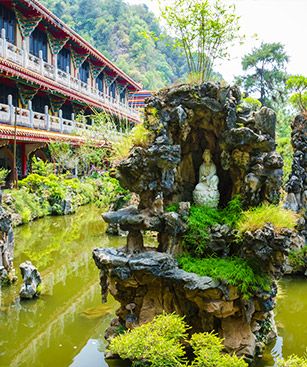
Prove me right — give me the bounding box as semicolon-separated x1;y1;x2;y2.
0;29;140;122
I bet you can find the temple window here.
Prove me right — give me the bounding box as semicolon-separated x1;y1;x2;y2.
120;89;126;103
61;103;73;120
96;73;104;92
0;4;16;44
79;61;89;83
0;83;18;106
32;94;50;113
30;28;48;62
57;47;70;73
109;82;116;99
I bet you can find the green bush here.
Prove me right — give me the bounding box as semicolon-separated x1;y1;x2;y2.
31;157;54;176
108;313;188;367
237;205;297;233
0;168;9;186
108;314;248;367
4;172;129;225
277;355;307;367
177;255;270;299
184;196;242;256
191;333;247;367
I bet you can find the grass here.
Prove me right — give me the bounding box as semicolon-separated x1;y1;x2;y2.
183;196;243;256
177;255;270;299
237;204;298;233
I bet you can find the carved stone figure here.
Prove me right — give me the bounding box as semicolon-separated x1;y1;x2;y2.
193;149;219;207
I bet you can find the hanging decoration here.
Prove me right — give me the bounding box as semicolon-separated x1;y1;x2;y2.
17;82;39;107
89;63;105;80
70;48;89;69
46;31;69;55
49;93;67;113
14;7;42;39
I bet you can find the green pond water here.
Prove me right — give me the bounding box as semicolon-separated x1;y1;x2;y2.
0;205;306;367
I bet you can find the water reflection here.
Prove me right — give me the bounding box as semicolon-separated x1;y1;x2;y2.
0;205;126;367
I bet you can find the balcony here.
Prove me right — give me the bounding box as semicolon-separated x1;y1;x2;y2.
0;98;93;135
0;31;140;123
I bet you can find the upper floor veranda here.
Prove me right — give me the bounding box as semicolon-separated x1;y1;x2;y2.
0;0;142;125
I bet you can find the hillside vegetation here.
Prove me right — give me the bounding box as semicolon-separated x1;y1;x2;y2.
41;0;188;89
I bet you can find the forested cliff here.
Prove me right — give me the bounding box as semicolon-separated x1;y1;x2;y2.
41;0;188;89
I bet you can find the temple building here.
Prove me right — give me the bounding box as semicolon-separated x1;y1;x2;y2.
0;0;141;180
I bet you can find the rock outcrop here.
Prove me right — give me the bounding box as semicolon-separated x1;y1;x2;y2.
93;248;280;358
94;83;293;360
105;83;283;252
19;261;41;299
285;115;307;240
0;204;15;285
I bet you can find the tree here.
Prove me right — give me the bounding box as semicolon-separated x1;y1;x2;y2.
286;75;307;113
236;42;289;106
159;0;241;82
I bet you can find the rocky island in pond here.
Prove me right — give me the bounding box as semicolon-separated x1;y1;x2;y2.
93;82;301;360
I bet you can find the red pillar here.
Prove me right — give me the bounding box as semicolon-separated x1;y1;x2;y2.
21;144;27;177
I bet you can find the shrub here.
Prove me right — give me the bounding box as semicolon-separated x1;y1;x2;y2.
191;332;247;367
31;157;54;176
109;314;248;367
0;168;9;186
237;205;297;233
108;313;188;367
177;255;270;299
277;355;307;367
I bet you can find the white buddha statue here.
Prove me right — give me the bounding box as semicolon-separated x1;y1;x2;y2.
193;149;219;208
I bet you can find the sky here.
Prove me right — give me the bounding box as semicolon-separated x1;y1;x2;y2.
127;0;307;83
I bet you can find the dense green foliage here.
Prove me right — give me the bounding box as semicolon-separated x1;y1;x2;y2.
3;168;129;225
277;136;293;184
108;313;248;367
235;42;289;106
237;205;297;233
109;313;188;367
41;0;188;89
177;255;270;299
277;355;307;367
183;197;242;256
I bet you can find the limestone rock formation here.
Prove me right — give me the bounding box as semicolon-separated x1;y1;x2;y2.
93;248;280;358
95;82;291;360
285;115;307;241
0;205;15;284
19;261;41;299
106;82;283;252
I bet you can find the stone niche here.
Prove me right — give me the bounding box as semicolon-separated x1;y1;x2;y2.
118;83;282;210
95;82;293;360
103;83;283;253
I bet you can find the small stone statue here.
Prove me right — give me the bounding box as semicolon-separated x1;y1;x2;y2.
193;149;219;208
19;261;41;299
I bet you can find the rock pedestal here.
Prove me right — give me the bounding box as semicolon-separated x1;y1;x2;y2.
93;248;280;358
19;261;41;299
